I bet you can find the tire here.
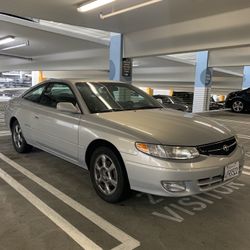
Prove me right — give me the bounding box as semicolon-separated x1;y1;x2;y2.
89;147;130;203
11;120;32;153
231;99;245;113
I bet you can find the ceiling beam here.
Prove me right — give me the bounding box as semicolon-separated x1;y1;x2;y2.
0;53;32;61
0;14;109;46
124;7;250;58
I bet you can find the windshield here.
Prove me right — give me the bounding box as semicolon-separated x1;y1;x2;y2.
76;82;162;113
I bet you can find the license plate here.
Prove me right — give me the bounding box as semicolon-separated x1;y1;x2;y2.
224;162;240;181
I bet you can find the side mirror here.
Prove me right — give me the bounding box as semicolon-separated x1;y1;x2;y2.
57;102;80;114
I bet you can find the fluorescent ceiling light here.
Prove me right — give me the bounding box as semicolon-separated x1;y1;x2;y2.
0;36;15;45
1;41;29;51
100;0;162;19
78;0;115;12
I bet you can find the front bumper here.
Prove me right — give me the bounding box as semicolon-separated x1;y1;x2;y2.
122;145;245;197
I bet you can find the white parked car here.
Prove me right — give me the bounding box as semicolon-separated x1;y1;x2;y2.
5;80;245;203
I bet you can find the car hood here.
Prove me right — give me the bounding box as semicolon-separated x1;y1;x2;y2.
98;109;234;146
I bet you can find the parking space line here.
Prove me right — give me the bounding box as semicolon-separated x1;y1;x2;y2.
214;118;250;125
0;130;10;134
0;131;11;137
237;134;250;140
0;153;140;250
243;171;250;176
0;167;102;250
243;166;250;176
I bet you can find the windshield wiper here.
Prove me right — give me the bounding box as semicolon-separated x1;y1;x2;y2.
97;108;124;113
110;108;124;112
134;106;162;110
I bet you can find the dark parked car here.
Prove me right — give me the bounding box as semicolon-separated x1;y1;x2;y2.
173;91;224;111
153;95;190;112
225;88;250;113
173;92;193;106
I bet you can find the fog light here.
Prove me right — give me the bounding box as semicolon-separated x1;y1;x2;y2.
161;181;186;193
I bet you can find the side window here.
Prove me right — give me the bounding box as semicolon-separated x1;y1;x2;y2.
39;83;77;108
23;85;46;103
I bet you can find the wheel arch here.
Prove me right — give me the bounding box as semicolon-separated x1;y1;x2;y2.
85;139;131;187
9;116;18;130
86;139;131;202
85;139;125;170
231;98;245;110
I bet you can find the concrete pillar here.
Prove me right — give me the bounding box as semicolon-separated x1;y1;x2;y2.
109;33;123;81
242;66;250;89
109;33;132;82
32;71;45;86
32;71;40;86
192;51;212;113
145;88;154;96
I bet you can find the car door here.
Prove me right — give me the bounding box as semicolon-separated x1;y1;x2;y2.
245;88;250;107
32;82;81;163
20;83;47;144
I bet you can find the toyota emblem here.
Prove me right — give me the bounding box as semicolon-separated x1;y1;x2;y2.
223;145;229;152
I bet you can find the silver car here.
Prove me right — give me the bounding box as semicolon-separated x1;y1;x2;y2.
5;80;245;203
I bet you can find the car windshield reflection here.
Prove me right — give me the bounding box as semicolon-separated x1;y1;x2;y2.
76;82;162;113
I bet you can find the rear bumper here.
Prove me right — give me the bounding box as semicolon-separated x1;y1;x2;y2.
122;145;245;197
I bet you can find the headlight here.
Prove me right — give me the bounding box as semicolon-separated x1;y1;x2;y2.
135;143;199;160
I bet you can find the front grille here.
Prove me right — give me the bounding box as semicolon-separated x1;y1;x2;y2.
197;137;237;156
198;175;223;190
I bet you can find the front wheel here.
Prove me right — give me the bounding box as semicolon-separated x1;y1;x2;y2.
89;147;130;203
232;100;244;113
11;120;32;153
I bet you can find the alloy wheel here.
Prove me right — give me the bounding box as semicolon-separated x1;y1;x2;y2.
94;154;118;195
232;101;244;112
13;124;23;148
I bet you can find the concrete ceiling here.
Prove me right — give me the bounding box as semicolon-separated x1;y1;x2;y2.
41;55;243;94
209;46;250;67
133;56;243;94
124;7;250;57
2;0;250;58
0;0;250;33
0;21;104;57
0;2;247;94
0;15;109;72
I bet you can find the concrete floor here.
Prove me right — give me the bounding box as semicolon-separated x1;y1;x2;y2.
0;110;250;250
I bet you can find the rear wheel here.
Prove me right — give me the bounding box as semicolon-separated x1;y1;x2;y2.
89;147;130;203
232;100;244;113
11;120;32;153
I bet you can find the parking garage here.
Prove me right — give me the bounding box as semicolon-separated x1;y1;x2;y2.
1;1;250;250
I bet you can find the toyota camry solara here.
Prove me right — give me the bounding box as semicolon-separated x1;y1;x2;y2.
5;80;245;203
